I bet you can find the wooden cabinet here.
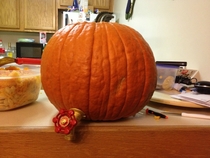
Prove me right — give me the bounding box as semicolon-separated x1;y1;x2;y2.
0;0;56;32
0;0;20;29
88;0;110;10
24;0;56;31
57;0;113;11
59;0;73;7
0;0;113;33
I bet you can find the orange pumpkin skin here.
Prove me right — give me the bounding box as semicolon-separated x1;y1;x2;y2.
41;22;157;121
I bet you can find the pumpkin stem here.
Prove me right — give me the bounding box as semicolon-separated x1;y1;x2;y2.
52;108;86;141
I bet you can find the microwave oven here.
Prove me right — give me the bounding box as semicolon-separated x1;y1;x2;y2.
16;42;43;58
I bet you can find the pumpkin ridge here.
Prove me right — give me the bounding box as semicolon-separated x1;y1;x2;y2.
109;23;140;119
104;22;119;120
42;25;76;110
60;24;86;111
125;27;147;116
89;22;111;120
125;27;142;117
60;24;79;111
72;22;95;118
133;32;156;115
88;22;97;120
111;24;154;118
105;23;128;119
77;22;93;118
132;35;148;115
137;36;156;114
99;22;111;120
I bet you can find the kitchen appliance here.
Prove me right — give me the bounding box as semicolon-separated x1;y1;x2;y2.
62;11;116;27
16;42;43;58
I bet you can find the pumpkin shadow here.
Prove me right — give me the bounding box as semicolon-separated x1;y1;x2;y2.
71;117;131;143
71;121;91;143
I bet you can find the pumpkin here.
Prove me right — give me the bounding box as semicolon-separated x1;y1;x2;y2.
41;22;156;138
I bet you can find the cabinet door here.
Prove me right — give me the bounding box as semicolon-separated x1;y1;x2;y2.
59;0;73;7
89;0;110;9
24;0;56;31
0;0;20;29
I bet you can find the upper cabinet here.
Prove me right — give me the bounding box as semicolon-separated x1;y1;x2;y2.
0;0;20;29
0;0;56;33
88;0;110;10
24;0;56;31
57;0;113;12
0;0;114;33
58;0;73;8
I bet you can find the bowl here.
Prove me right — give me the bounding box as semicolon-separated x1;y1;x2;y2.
0;64;41;111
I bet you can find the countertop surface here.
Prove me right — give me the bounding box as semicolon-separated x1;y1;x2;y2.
1;90;210;127
1;91;210;158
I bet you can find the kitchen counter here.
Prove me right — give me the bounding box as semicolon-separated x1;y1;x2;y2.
1;90;210;157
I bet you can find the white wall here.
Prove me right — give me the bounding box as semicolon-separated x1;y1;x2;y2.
113;0;210;81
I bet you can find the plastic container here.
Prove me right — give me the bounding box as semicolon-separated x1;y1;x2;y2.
0;64;41;111
156;64;178;90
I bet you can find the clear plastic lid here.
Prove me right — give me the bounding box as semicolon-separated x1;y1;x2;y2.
0;63;40;79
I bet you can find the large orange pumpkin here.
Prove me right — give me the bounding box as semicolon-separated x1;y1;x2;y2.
41;22;156;122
